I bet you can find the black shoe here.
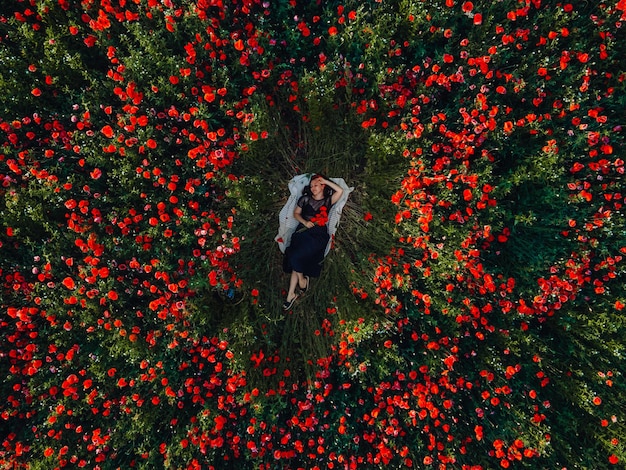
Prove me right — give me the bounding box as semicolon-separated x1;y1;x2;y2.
282;294;298;310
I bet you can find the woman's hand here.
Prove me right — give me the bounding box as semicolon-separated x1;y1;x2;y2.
322;177;344;205
294;206;315;228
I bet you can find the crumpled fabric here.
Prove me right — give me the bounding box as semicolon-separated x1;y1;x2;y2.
275;174;353;256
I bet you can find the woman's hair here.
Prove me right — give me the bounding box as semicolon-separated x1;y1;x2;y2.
302;174;334;198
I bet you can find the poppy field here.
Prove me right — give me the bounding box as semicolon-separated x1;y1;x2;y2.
1;0;626;468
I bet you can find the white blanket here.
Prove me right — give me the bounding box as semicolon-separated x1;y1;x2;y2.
275;174;353;256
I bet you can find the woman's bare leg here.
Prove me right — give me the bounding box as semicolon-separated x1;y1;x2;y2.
287;271;300;301
296;272;307;289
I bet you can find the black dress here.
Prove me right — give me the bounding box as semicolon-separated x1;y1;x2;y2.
283;195;332;277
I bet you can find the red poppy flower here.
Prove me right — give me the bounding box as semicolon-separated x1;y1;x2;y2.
296;21;310;36
101;125;114;138
310;206;329;226
214;415;227;430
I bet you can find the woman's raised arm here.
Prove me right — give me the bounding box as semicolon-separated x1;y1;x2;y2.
322;178;344;205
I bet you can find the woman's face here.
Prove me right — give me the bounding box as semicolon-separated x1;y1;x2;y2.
310;177;325;198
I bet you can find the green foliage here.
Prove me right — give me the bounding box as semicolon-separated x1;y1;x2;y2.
1;0;626;469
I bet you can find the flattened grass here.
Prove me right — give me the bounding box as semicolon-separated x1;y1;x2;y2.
221;86;406;382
